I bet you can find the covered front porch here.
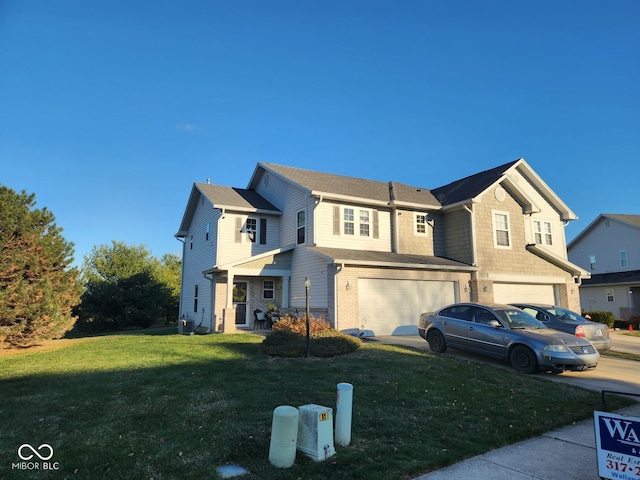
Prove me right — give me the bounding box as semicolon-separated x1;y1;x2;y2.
206;247;293;333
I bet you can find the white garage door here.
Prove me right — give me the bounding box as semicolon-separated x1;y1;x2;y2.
358;278;456;336
493;283;556;305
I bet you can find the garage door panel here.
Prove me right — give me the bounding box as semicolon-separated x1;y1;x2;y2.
358;279;456;336
493;283;556;304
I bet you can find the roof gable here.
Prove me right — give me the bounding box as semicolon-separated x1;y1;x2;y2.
568;213;640;249
431;158;577;221
175;183;280;238
196;183;280;213
431;160;519;206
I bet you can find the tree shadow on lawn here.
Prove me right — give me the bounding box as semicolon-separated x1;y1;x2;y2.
0;335;634;480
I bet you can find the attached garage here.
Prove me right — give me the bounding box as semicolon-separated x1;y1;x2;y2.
493;283;556;305
358;278;457;336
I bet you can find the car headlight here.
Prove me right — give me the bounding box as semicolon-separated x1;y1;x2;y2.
542;344;569;353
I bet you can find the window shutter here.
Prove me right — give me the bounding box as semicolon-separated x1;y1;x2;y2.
373;210;379;239
260;218;267;244
333;206;340;235
235;217;242;243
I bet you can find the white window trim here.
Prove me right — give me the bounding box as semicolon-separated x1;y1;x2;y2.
620;250;628;268
245;217;257;243
606;288;614;302
262;280;275;300
341;206;373;238
415;213;428;236
296;209;306;245
492;210;512;249
532;219;553;246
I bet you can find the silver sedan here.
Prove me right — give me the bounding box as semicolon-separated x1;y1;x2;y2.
418;303;599;374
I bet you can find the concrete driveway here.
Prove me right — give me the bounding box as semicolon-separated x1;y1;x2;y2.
374;331;640;397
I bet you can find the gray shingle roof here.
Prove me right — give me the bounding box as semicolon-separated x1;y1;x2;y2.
309;246;475;270
603;214;640;228
431;160;520;206
197;183;280;213
581;269;640;286
261;163;393;203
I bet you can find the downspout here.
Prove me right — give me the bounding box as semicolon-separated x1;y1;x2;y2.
389;182;399;253
175;236;186;323
463;203;477;267
216;208;225;266
334;263;344;331
312;194;323;246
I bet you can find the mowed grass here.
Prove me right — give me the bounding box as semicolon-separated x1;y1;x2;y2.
0;333;633;480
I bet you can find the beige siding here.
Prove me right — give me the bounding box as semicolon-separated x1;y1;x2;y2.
510;166;568;258
395;209;435;255
255;171;311;247
314;201;392;251
290;248;328;310
217;213;280;265
441;208;473;264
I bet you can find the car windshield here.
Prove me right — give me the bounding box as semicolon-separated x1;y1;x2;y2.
546;307;587;324
495;308;545;329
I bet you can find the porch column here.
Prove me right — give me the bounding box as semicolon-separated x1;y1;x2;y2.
281;275;290;309
222;270;236;333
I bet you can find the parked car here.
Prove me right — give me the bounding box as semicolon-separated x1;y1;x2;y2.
418;303;599;374
510;304;612;352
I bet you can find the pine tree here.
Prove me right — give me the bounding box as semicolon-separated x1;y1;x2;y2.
0;185;82;348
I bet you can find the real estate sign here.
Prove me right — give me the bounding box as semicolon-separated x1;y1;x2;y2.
594;410;640;480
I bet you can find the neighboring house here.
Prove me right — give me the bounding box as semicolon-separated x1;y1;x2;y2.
567;214;640;320
175;158;588;336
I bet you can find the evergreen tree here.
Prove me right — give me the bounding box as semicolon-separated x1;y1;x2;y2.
0;185;82;348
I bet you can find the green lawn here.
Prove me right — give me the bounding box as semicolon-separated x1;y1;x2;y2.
0;332;633;480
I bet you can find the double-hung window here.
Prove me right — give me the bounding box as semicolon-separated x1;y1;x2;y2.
415;213;427;235
533;220;553;246
344;208;355;235
262;280;274;300
620;250;628;268
246;218;257;243
493;211;511;248
359;210;370;237
297;210;306;244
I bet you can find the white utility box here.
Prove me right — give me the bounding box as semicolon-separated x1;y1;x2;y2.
297;404;336;461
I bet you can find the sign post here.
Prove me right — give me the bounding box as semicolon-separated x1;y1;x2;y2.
594;410;640;480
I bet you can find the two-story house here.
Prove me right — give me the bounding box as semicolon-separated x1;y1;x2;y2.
567;214;640;320
175;158;588;336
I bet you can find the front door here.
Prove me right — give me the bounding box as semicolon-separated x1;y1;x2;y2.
233;282;248;325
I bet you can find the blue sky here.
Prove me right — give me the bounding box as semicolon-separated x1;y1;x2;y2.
1;1;638;266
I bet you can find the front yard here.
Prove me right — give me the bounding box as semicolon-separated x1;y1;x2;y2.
0;332;633;479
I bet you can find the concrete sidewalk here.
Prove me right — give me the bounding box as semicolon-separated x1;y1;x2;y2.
413;403;640;480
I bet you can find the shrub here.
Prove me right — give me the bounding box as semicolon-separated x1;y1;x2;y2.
621;315;640;330
263;329;361;358
581;310;615;328
271;313;330;335
310;329;362;357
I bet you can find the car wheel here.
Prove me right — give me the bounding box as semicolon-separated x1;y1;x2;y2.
510;346;538;374
427;330;447;353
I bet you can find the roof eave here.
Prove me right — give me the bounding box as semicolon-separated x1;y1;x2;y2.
526;244;590;278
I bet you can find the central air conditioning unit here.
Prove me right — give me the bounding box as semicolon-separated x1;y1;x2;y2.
182;320;194;333
296;404;336;461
